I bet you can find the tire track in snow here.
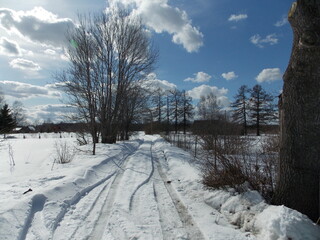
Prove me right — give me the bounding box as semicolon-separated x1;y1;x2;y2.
100;138;163;239
128;142;155;211
87;141;144;240
154;151;206;240
52;141;143;239
53;178;114;240
153;173;188;240
22;140;143;240
51;171;117;233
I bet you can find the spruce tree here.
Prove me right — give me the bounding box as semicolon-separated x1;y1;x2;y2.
0;104;16;134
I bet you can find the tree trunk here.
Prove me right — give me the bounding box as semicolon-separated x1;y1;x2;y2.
256;95;260;136
273;0;320;222
243;100;247;136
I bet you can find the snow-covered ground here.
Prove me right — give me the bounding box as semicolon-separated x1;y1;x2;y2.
0;133;319;240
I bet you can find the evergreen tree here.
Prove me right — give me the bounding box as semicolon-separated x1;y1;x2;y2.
249;84;276;136
0;104;16;134
231;85;249;135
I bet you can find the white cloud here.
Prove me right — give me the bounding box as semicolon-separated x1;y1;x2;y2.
26;104;75;123
0;37;21;56
142;73;176;92
228;14;248;22
0;81;61;99
275;16;288;27
9;58;41;71
45;82;67;90
250;34;278;48
256;68;282;83
221;71;238;81
0;7;74;47
108;0;204;52
184;71;211;83
187;84;229;107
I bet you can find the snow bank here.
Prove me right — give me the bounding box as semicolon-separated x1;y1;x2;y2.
154;138;257;240
255;205;320;240
154;136;320;240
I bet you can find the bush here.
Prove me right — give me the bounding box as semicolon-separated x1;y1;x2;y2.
200;135;279;201
202;152;248;189
53;141;76;165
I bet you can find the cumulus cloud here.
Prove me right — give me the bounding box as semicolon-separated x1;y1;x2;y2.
108;0;203;52
256;68;282;83
228;14;248;22
250;34;278;48
184;71;211;83
45;82;67;90
25;104;75;123
0;81;61;99
275;16;288;27
142;73;176;92
0;7;74;47
0;37;21;56
221;71;238;81
187;84;229;107
9;58;41;71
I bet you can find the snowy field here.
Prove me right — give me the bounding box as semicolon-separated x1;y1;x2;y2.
0;133;319;240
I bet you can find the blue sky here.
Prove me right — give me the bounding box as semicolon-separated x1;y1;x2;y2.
0;0;293;123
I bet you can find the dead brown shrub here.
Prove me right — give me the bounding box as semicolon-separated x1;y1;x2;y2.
200;134;279;201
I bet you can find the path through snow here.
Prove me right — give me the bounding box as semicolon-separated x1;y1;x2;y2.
19;135;206;240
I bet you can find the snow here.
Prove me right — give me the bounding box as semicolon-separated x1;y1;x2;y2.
255;206;320;240
0;133;319;240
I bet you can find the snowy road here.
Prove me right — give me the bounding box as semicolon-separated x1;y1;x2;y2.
1;133;319;240
17;135;206;240
52;136;205;240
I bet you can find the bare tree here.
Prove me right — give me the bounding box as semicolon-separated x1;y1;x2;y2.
165;92;171;134
231;85;249;135
92;8;157;143
119;83;149;140
169;89;183;134
249;84;276;136
181;90;194;134
58;7;157;152
197;92;221;121
11;101;26;126
151;87;166;123
273;0;320;222
58;14;99;154
0;89;4;107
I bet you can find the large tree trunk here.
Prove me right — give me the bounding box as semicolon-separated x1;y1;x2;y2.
273;0;320;222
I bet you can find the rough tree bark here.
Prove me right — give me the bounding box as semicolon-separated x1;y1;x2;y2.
273;0;320;222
